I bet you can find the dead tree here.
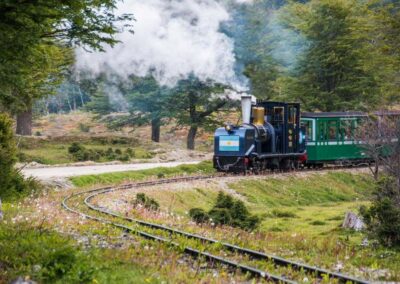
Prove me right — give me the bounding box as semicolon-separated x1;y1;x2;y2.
356;112;400;182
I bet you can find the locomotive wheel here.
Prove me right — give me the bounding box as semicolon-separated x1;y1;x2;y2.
279;159;292;171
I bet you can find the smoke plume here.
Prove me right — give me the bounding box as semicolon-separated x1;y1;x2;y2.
76;0;250;90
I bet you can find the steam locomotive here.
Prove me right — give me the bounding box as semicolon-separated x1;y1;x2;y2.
213;96;307;173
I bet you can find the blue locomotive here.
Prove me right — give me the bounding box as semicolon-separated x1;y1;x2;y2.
213;96;307;172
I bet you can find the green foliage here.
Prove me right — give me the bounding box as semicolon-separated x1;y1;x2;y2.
134;193;160;211
360;176;400;247
168;75;230;149
0;114;41;201
0;113;17;191
190;191;260;231
278;0;383;111
0;0;133;113
68;142;135;162
0;222;152;283
189;208;209;223
0;223;96;283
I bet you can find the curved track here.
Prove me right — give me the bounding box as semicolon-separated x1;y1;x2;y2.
62;172;370;284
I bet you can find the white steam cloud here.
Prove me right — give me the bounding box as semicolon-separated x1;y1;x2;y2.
76;0;250;90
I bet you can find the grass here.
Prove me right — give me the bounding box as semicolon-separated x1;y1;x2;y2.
124;171;400;281
70;161;215;187
5;166;400;282
0;222;155;284
17;136;153;165
229;172;373;208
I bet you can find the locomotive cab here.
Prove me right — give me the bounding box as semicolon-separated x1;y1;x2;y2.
213;96;306;173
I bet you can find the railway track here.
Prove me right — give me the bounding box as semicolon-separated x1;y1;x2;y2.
62;169;370;284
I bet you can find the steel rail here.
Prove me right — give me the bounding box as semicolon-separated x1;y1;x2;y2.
83;176;370;284
62;187;294;283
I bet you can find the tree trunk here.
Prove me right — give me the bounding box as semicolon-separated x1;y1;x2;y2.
151;118;161;142
187;125;198;150
16;107;32;136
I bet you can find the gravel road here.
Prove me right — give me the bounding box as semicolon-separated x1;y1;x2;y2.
22;161;201;180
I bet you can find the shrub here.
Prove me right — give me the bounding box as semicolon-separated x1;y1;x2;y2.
68;143;130;162
126;148;134;157
189;191;260;231
360;176;400;247
0;223;96;283
209;208;232;225
214;191;234;209
68;142;84;154
133;193;159;211
0;114;41;201
189;208;209;223
0;114;17;192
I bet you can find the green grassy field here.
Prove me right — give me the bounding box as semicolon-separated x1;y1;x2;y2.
122;171;399;281
70;161;215;187
3;167;400;282
17;136;154;165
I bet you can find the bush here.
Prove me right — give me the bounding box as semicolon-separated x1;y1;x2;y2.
209;208;232;225
133;193;159;211
189;208;209;223
360;176;400;247
0;114;17;191
126;148;135;157
0;223;96;283
189;191;260;231
68;143;131;162
0;114;41;201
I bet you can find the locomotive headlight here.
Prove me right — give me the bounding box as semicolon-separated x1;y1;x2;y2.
225;123;233;133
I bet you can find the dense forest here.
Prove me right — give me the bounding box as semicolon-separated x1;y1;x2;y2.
0;0;399;148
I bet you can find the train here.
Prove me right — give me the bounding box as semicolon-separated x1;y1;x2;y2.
213;96;398;173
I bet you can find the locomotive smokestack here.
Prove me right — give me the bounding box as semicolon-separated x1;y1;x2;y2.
241;95;252;124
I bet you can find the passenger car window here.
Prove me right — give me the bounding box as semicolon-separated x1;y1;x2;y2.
340;120;352;140
328;121;337;141
303;120;313;141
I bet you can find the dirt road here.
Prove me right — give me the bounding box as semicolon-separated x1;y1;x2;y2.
22;161;201;180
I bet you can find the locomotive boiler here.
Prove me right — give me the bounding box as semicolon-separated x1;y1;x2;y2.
213;96;307;172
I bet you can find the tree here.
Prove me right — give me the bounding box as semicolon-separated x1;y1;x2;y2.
125;76;172;143
169;76;229;150
222;1;283;100
279;0;383;111
0;114;17;194
0;0;133;134
369;1;400;104
14;44;73;135
357;114;400;247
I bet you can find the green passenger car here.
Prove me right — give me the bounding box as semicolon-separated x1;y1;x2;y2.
300;112;368;165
